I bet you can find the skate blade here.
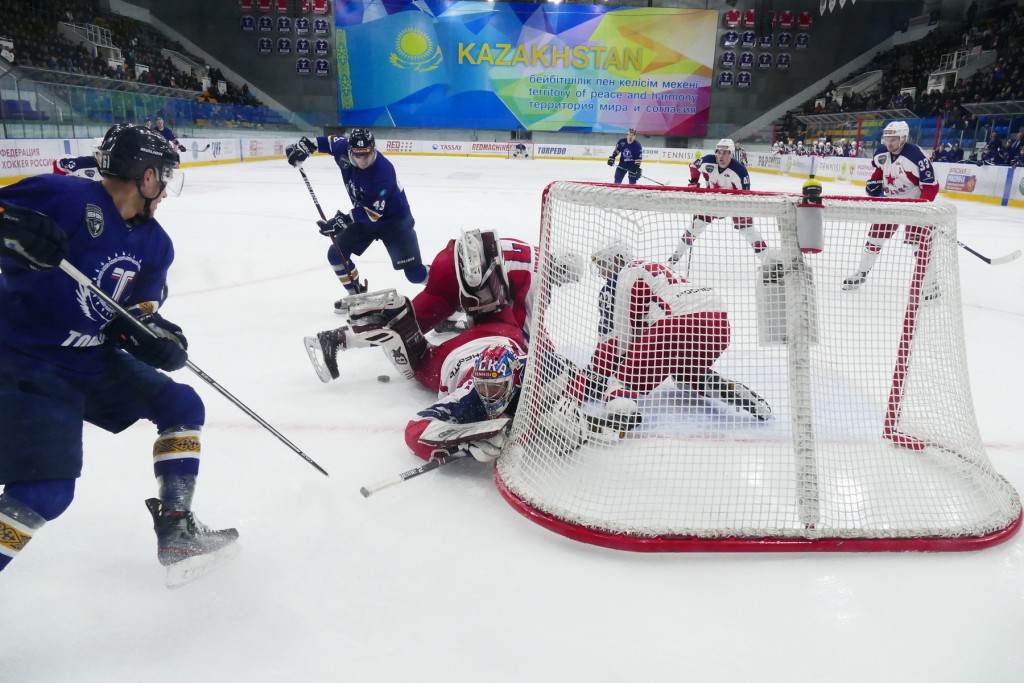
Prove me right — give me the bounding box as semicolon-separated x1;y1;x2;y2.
303;335;334;383
165;542;241;589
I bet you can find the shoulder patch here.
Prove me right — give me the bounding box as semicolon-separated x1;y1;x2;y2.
85;204;104;238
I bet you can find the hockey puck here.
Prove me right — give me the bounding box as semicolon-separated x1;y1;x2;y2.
377;375;391;383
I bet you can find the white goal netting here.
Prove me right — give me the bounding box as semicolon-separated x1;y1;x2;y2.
495;181;1021;551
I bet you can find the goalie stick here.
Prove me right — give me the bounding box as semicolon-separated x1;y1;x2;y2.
360;449;473;497
956;240;1021;266
58;260;329;478
360;411;641;497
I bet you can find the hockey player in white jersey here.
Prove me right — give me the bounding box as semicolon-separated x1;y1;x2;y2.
669;139;770;268
842;121;939;291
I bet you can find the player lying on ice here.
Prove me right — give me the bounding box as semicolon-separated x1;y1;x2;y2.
303;228;582;387
579;241;773;423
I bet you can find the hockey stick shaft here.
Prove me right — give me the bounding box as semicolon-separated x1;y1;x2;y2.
297;167;363;290
956;240;1021;265
360;449;472;497
58;260;329;477
614;162;665;186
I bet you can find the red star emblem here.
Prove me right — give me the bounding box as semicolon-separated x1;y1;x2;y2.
885;173;896;186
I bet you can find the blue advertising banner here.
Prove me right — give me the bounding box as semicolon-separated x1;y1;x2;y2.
334;0;716;135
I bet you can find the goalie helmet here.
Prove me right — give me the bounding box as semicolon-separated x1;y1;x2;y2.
94;123;180;191
347;128;378;168
472;340;525;419
456;229;509;315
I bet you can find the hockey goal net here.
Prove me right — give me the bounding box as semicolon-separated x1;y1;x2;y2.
496;181;1021;551
507;141;534;160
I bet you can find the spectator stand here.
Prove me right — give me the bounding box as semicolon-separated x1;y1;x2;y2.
795;108;917;153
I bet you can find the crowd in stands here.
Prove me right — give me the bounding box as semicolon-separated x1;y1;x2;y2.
775;4;1024;166
772;137;862;157
0;0;263;107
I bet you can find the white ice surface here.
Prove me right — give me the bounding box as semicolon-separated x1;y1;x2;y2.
2;156;1023;682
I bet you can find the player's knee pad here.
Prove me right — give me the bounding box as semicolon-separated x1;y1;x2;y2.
2;479;76;521
151;381;205;431
403;264;428;284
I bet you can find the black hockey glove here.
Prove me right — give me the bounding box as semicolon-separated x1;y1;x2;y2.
105;311;189;372
628;165;642;181
607;155;616;167
286;136;316;168
0;201;69;270
317;210;354;237
176;143;187;153
865;179;885;197
688;178;700;187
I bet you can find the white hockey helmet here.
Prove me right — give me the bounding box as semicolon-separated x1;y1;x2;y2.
715;138;736;154
591;240;634;276
456;229;509;315
548;251;584;287
881;121;910;144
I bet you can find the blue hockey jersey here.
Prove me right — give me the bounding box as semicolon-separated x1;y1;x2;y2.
317;135;412;227
0;175;173;379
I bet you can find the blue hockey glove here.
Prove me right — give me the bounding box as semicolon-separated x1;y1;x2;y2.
106;311;188;371
317;210;354;237
0;202;69;270
628;165;642;181
607;156;616;167
286;136;316;168
865;179;885;197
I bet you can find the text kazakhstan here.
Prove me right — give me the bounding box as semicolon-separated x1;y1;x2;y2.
457;43;643;70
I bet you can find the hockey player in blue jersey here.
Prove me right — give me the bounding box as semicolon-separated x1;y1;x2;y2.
0;124;237;585
286;128;427;314
608;127;643;184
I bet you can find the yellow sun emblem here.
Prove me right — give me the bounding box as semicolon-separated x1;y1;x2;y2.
390;27;443;72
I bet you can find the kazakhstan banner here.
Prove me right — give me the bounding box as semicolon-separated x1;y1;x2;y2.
335;0;716;135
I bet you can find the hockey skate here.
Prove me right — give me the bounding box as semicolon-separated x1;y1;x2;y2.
303;327;348;382
842;271;868;291
145;498;239;588
699;370;772;421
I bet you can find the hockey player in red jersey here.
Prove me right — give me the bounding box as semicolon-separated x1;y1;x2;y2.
580;241;771;423
843;120;939;291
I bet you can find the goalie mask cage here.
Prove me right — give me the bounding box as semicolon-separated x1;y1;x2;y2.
495;181;1021;552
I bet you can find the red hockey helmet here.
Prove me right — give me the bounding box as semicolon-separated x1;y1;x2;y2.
472;340;525;418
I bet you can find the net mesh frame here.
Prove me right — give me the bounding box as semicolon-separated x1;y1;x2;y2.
494;181;1022;551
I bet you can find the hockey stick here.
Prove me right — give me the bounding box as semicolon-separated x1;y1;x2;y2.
58;260;329;477
297;167;366;298
613;162;665;186
956;240;1021;265
360;449;473;497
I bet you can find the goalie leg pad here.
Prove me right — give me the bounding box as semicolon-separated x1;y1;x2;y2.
349;293;427;379
539;396;589;452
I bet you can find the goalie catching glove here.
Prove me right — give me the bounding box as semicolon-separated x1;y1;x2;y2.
286;136;316;168
317;210;354;237
105;308;188;371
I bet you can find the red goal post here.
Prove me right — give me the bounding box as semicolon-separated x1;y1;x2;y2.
495;181;1022;552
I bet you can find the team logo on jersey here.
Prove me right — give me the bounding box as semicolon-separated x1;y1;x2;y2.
390;28;442;72
76;254;142;322
85;204;104;238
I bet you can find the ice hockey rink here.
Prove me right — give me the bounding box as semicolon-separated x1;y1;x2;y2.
3;154;1022;682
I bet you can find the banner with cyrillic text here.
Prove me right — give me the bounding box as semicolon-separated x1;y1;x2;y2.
334;0;716;135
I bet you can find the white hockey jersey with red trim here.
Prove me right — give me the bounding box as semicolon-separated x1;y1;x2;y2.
603;261;725;355
869;143;938;199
